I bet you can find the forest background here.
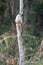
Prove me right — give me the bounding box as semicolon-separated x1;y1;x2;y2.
0;0;43;65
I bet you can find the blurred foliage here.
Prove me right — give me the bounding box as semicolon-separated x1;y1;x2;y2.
25;0;43;37
0;35;41;65
23;36;41;55
0;0;43;65
25;62;42;65
0;19;11;35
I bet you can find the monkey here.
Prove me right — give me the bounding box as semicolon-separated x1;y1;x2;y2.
15;14;23;35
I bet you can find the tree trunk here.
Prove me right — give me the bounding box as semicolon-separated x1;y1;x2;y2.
23;0;29;34
16;22;25;65
8;0;18;34
15;0;25;65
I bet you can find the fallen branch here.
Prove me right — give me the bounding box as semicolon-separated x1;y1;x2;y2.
0;34;39;44
0;35;17;43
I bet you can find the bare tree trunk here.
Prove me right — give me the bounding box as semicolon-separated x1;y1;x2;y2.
15;14;25;65
23;0;29;34
23;0;33;34
15;0;25;65
8;0;18;34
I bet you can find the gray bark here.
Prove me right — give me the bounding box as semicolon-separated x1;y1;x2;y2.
15;0;25;65
19;0;23;14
